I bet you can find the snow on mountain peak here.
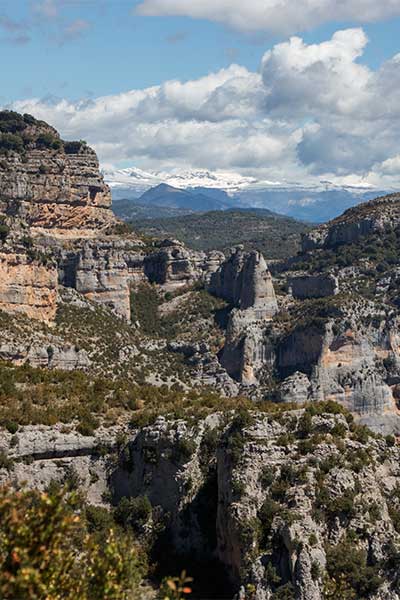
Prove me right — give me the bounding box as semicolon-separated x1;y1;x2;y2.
102;166;258;194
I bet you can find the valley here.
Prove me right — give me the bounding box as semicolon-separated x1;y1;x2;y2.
1;110;400;600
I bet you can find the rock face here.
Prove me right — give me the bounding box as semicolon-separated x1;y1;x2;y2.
276;321;397;419
209;248;278;383
0;119;116;238
290;273;339;300
302;192;400;251
57;239;146;320
0;249;58;322
3;408;400;600
215;410;400;600
0;111;225;323
209;247;278;318
144;239;224;290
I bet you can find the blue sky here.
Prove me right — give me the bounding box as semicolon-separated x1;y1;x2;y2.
1;1;399;102
2;0;400;189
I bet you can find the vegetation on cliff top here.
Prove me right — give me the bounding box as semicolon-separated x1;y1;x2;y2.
0;110;87;156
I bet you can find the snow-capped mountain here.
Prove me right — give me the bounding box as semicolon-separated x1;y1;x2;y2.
102;166;258;196
104;165;391;222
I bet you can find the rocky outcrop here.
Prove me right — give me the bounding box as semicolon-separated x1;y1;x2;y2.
216;410;400;599
3;408;400;600
209;247;278;318
269;310;400;431
210;248;278;384
0;249;58;322
57;238;146;320
144;239;224;290
0;423;125;505
279;371;311;404
302;192;400;251
0;116;116;238
290;273;339;299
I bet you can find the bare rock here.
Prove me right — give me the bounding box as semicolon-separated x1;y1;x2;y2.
290;273;339;300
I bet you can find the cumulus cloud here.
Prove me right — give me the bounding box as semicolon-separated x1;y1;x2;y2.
8;28;400;189
136;0;400;34
261;29;371;116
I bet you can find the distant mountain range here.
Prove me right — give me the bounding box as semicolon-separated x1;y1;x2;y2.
102;166;255;196
105;166;390;223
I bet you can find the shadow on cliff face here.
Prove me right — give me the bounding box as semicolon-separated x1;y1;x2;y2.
214;304;233;330
277;326;324;379
151;546;236;599
109;433;237;599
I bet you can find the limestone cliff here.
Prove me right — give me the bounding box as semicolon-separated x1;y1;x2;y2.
144;239;224;290
209;248;278;384
2;406;400;600
0;248;58;322
209;247;278;318
0;112;116;238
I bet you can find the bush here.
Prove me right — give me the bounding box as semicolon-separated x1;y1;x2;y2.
260;466;275;489
64;140;84;154
0;132;24;153
114;495;152;533
0;451;13;471
0;486;144;599
271;583;296;599
259;498;280;540
0;223;9;243
4;421;18;434
173;437;196;464
130;283;161;335
36;132;60;150
324;537;383;599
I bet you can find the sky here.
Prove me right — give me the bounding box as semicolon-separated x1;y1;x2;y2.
2;0;400;189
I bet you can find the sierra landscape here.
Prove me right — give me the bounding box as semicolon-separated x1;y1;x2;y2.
1;109;400;600
1;2;400;600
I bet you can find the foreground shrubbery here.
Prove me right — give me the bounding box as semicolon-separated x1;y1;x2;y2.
0;486;144;599
0;486;193;600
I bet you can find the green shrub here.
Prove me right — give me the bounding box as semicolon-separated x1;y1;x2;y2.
130;283;161;335
4;421;18;434
296;412;313;438
260;466;275;489
0;132;24;153
259;498;280;540
64;140;84;154
324;537;383;599
36;133;60;150
114;495;152;533
0;224;9;243
0;486;145;599
173;437;196;464
0;452;13;471
271;583;295;599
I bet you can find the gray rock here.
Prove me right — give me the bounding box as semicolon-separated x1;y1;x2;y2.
290;274;339;300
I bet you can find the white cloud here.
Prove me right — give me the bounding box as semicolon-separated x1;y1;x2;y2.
8;28;400;189
136;0;400;34
261;29;371;116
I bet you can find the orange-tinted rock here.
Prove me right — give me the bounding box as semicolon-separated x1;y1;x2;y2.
0;251;58;322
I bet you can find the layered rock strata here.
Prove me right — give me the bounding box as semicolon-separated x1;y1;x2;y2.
1;145;117;238
0;248;58;322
